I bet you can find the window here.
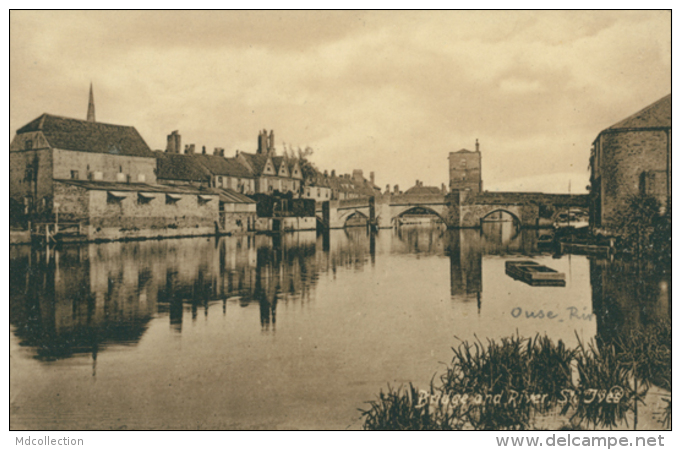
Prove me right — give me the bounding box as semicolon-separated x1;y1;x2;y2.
71;170;79;180
25;140;33;150
218;176;223;186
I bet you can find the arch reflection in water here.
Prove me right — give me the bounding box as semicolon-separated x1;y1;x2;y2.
10;226;669;430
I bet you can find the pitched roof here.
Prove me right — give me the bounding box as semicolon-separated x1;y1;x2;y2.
238;152;270;176
156;152;212;182
194;154;254;178
404;185;443;195
217;188;256;204
55;179;219;195
17;114;154;157
607;94;671;130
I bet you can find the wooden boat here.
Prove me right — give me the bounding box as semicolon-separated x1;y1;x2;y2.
505;260;566;287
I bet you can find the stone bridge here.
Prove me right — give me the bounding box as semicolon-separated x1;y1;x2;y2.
317;191;588;229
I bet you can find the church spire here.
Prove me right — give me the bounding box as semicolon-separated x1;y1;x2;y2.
87;83;96;122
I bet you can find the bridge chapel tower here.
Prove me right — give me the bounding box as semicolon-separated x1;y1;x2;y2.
448;139;482;193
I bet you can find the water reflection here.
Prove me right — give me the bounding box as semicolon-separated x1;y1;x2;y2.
9;224;670;429
10;225;669;362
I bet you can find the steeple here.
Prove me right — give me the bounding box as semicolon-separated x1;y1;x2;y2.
87;83;96;122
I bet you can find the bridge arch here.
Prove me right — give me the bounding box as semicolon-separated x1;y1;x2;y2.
342;210;369;228
479;208;521;226
392;205;447;225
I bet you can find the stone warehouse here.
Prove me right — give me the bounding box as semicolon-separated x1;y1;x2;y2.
9;112;227;240
589;94;671;231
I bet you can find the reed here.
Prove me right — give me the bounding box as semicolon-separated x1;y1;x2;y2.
360;331;669;430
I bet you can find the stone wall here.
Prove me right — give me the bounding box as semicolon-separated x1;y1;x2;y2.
597;129;670;228
53;182;90;222
222;211;257;234
86;190;219;240
53;148;158;184
9;148;54;220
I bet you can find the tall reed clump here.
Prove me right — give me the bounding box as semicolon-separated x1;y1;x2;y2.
567;338;641;430
359;383;464;430
360;331;668;430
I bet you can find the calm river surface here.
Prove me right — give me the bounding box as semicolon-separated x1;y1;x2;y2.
9;224;669;430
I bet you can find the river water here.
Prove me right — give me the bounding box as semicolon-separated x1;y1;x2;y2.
9;223;670;430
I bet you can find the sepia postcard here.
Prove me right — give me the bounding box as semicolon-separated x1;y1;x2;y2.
9;10;671;436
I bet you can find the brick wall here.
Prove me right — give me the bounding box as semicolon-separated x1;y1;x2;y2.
597;129;670;228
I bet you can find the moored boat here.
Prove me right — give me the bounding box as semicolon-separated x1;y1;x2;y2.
505;260;566;287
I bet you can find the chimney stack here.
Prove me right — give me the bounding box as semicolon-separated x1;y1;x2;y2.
352;169;363;183
257;129;268;154
385;184;390;194
214;148;220;155
370;171;375;185
441;183;447;194
394;184;399;195
220;149;225;157
186;144;195;155
331;170;336;177
475;138;480;152
166;131;181;153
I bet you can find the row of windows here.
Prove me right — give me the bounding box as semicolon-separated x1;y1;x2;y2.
106;193;215;206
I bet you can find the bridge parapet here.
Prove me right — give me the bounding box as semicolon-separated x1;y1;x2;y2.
388;193;447;206
464;192;589;207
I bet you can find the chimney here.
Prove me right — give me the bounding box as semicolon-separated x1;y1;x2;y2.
331;170;336;177
236;150;240;157
385;184;390;194
202;146;206;155
257;129;268;154
352;169;363;183
415;179;419;187
166;131;181;153
220;149;225;157
394;184;399;194
441;183;447;194
268;130;275;152
186;144;195;155
324;170;329;177
370;171;375;185
475;138;480;152
214;148;220;155
184;144;189;154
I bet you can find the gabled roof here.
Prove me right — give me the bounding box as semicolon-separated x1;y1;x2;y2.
607;94;671;130
16;114;154;157
156;152;212;182
194;154;254;178
271;156;288;173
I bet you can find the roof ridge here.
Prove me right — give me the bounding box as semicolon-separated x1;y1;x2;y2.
607;93;671;130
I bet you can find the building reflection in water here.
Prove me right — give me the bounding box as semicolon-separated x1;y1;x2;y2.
590;258;670;346
10;222;669;362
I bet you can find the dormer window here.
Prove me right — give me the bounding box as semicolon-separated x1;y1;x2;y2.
25;139;33;150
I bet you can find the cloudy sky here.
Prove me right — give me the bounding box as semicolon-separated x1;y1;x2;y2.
10;11;670;193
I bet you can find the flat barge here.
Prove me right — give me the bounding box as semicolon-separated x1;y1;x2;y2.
505;260;566;287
